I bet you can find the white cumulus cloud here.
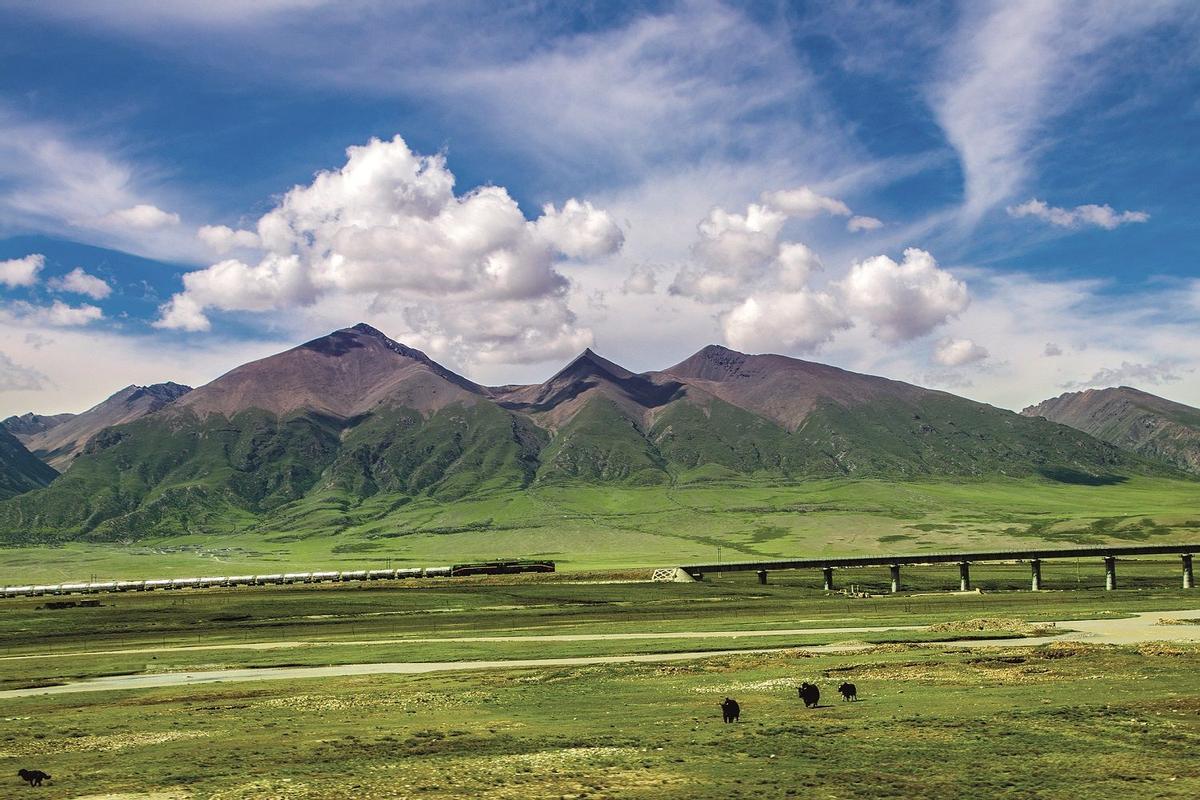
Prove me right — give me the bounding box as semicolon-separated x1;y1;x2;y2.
841;248;969;342
621;265;657;295
669;198;833;303
101;203;182;230
532;199;623;259
48;267;112;300
934;337;989;366
1007;198;1149;230
723;290;850;354
0;254;44;288
7;300;104;327
0;351;49;391
761;186;851;218
197;224;261;254
155;135;623;365
847;215;883;232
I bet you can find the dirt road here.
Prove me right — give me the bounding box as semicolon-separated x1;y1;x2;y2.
4;609;1196;699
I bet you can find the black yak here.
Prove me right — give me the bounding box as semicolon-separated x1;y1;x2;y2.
720;697;740;723
18;769;50;787
838;682;858;701
798;682;820;708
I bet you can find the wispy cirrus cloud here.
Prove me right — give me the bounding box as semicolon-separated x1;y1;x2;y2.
930;0;1191;222
0;107;199;261
1063;360;1187;389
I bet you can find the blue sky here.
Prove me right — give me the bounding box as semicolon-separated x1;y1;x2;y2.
0;0;1197;416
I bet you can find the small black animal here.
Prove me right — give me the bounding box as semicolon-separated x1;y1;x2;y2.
798;682;820;708
838;682;858;701
720;696;741;723
18;769;50;787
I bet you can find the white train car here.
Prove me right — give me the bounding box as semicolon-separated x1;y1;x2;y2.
1;559;487;599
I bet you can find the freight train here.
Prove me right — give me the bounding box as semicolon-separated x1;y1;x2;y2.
450;559;555;577
0;560;554;598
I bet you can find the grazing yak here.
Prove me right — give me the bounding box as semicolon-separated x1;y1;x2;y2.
18;769;50;787
798;682;820;708
720;697;741;723
838;682;858;701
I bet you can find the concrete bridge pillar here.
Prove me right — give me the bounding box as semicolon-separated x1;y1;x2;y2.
757;570;768;585
959;562;971;592
822;567;834;592
1183;554;1194;589
889;564;901;594
1030;559;1043;591
1104;557;1117;591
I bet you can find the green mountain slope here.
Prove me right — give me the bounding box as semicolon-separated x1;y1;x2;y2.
0;326;1181;542
1023;386;1200;475
0;428;58;500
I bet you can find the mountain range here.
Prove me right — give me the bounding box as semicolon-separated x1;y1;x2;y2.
0;323;1188;540
1023;387;1200;476
3;382;191;471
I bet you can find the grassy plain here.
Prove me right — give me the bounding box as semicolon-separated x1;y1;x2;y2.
1;476;1198;582
5;564;1195;690
0;574;1199;798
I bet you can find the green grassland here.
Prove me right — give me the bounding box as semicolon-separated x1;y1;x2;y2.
1;564;1197;690
1;576;1199;798
7;644;1197;799
0;475;1197;582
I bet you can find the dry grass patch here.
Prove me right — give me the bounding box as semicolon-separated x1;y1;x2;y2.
0;730;210;758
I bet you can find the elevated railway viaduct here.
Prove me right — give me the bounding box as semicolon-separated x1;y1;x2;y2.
680;543;1199;592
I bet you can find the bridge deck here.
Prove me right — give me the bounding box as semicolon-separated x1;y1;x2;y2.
681;543;1199;574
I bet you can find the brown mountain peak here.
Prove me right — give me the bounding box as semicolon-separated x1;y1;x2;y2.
177;324;482;420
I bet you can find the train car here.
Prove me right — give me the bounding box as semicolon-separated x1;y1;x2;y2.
89;581;117;593
367;569;396;580
29;585;56;596
115;580;145;592
310;571;339;583
282;572;312;584
227;575;255;586
339;570;368;582
422;566;452;578
196;576;229;588
143;579;172;591
59;582;91;594
254;574;284;585
171;577;200;590
449;560;556;577
394;568;422;579
5;586;33;597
